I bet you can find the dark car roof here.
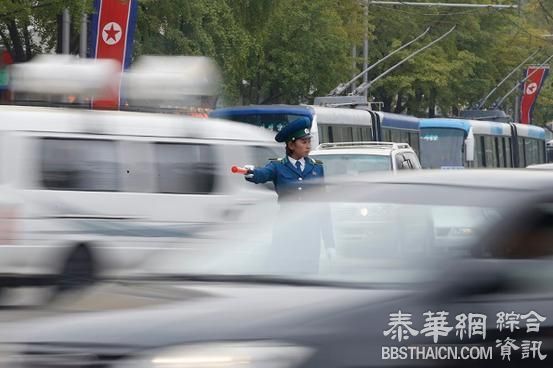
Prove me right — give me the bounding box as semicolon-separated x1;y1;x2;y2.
320;169;553;207
329;169;553;191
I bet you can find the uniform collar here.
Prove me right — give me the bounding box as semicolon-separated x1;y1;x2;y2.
287;156;305;167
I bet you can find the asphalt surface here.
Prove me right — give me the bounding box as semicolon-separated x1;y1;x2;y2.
0;281;206;324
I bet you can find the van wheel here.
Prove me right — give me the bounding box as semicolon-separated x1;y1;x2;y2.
57;246;95;293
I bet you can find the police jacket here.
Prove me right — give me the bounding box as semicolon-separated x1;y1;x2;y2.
246;156;324;201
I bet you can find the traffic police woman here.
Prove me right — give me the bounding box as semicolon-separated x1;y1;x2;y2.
244;118;323;199
240;117;336;273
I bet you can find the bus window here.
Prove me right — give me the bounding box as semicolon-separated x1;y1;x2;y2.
419;128;465;168
505;137;512;167
390;129;401;143
409;132;420;156
333;126;354;142
348;126;372;142
495;137;503;168
518;138;526;167
484;136;496;168
318;124;330;143
525;138;541;166
382;128;392;142
547;141;553;163
352;126;363;141
41;138;119;192
399;130;409;145
155;143;216;194
538;141;545;163
524;139;534;166
475;135;485;167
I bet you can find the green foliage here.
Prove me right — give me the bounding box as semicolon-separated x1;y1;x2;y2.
134;0;364;105
0;0;91;61
4;0;553;124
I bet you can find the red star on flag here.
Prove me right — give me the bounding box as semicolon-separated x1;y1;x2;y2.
104;23;120;42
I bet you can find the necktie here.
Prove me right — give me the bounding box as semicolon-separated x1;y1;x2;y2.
295;160;302;172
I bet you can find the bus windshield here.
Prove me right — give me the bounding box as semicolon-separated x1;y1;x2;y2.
218;113;310;132
311;154;392;176
420;128;466;169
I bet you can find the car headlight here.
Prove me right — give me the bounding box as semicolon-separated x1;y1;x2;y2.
115;341;314;368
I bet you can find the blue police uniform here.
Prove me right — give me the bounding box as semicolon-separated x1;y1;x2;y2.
245;116;324;202
244;117;335;273
245;156;324;202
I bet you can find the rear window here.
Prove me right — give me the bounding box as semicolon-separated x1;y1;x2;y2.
311;153;392;176
41;138;119;191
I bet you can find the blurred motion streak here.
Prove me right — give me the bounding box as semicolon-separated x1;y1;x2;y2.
9;55;120;101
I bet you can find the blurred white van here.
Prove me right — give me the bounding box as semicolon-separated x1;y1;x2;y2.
0;105;281;291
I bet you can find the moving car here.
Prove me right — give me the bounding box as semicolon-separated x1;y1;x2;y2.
1;170;553;367
0;105;281;291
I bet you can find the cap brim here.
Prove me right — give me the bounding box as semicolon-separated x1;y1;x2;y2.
291;133;312;141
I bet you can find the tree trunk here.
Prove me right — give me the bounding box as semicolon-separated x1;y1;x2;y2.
6;19;25;62
0;28;13;56
428;89;437;118
23;21;32;61
394;93;404;114
452;105;459;117
382;94;393;112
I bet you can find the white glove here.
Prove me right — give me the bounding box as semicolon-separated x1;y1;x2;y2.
244;165;255;179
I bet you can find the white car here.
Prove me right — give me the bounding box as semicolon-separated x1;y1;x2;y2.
310;141;421;177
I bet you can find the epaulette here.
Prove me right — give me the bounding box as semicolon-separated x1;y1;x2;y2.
308;157;323;165
269;157;284;162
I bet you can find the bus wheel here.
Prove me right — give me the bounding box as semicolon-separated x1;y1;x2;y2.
57;245;95;294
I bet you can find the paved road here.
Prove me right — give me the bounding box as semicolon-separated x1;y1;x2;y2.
0;281;207;324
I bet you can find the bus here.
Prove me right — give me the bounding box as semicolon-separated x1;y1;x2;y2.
209;105;420;154
375;111;420;156
419;118;546;169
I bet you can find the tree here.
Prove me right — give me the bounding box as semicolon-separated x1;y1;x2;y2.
133;0;364;105
0;1;90;62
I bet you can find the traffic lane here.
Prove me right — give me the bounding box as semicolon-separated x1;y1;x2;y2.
0;281;212;324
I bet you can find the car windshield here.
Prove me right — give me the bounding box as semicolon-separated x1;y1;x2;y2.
310;153;392;176
143;181;515;287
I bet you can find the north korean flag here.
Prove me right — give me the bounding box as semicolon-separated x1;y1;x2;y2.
519;65;549;124
90;0;138;109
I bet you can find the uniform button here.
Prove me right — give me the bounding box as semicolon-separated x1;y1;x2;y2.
298;178;303;181
298;187;303;191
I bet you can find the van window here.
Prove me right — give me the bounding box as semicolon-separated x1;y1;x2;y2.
41;138;119;191
155;143;215;194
